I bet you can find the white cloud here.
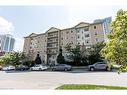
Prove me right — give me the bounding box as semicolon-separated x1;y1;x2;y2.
0;17;14;34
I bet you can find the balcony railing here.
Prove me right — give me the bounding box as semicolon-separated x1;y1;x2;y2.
47;35;58;38
47;46;58;49
47;40;58;43
47;51;58;54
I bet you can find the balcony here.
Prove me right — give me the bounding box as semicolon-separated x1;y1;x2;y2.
47;46;58;49
47;49;58;54
47;38;58;43
47;51;58;54
47;35;58;39
47;43;58;49
47;41;58;44
47;33;58;38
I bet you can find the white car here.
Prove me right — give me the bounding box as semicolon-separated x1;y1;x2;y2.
2;65;15;71
30;65;48;71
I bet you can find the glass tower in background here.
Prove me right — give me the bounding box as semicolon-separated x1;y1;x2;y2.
0;34;15;52
103;17;112;42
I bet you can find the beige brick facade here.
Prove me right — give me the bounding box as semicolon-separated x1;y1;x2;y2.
23;17;111;64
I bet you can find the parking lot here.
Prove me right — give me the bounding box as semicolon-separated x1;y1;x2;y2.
0;68;127;89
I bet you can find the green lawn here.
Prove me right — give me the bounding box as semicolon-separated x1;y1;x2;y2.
56;84;127;90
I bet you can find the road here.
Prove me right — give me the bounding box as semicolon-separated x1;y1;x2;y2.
0;70;127;89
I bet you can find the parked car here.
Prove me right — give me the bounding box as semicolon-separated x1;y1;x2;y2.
52;64;72;71
0;66;2;70
16;65;29;71
88;62;111;71
30;64;48;71
2;65;15;71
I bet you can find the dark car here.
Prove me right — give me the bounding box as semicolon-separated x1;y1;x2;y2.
16;65;29;71
52;64;72;71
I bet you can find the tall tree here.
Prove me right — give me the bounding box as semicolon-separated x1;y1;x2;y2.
56;48;65;64
65;44;81;65
101;9;127;72
35;54;42;64
0;52;26;67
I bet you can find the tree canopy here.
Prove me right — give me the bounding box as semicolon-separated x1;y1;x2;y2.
101;9;127;72
64;44;81;65
0;52;26;67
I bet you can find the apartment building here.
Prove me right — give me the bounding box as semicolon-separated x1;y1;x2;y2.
23;17;111;64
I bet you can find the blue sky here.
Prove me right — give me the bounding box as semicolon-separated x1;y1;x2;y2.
0;5;127;51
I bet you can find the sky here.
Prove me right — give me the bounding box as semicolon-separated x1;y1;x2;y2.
0;5;127;51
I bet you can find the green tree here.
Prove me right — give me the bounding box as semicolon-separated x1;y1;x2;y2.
101;9;127;72
65;43;81;65
56;48;65;64
0;54;11;66
35;54;42;64
0;52;26;67
10;52;25;67
88;42;105;64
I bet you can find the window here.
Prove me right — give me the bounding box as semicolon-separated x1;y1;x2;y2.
82;37;84;39
66;31;69;34
85;40;89;44
71;30;73;33
78;35;80;39
84;27;89;31
56;39;58;41
96;38;98;42
61;37;63;40
95;32;98;35
94;26;96;29
85;34;90;37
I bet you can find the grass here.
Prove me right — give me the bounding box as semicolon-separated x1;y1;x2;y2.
56;84;127;90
